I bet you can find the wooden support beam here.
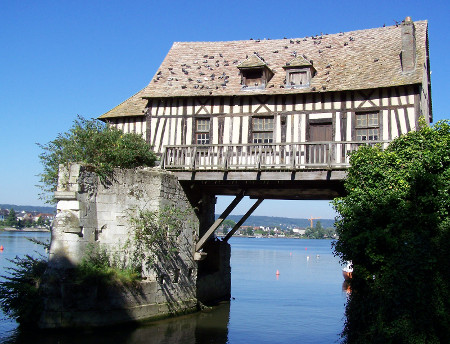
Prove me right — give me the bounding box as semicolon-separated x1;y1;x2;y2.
195;190;245;252
224;198;264;242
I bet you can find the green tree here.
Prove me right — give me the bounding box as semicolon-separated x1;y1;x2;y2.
221;219;236;234
5;209;17;227
37;116;157;203
305;221;327;239
36;216;45;227
333;120;450;343
244;227;254;236
324;227;336;238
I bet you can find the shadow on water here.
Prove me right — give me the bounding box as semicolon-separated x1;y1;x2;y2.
4;302;230;344
0;231;231;344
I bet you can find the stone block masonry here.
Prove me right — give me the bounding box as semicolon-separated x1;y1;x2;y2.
40;164;230;328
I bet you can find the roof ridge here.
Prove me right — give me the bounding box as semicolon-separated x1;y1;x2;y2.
171;20;428;45
100;18;429;119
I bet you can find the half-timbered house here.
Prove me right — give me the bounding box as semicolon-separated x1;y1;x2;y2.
99;17;430;176
99;17;430;202
96;17;432;263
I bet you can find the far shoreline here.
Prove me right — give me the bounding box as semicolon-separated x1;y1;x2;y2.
1;227;50;233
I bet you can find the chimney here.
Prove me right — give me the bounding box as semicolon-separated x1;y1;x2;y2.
401;16;416;72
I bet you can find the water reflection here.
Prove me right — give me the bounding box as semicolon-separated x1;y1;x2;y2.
1;234;346;343
5;302;230;344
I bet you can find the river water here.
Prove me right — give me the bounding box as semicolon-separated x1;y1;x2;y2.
0;232;347;343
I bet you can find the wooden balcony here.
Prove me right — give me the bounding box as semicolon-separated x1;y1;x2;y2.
162;141;388;171
161;141;388;199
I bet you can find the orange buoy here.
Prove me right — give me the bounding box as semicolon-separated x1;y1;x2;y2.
0;245;3;251
276;270;280;275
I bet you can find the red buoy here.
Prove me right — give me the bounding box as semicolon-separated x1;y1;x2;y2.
276;270;280;275
0;245;3;251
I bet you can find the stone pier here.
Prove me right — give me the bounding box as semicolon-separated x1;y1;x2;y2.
39;164;230;328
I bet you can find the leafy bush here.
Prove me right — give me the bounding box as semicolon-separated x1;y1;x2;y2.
333;120;450;343
37;116;157;203
0;254;48;326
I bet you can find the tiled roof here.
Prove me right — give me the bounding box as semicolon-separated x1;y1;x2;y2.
284;56;313;68
100;20;428;119
98;88;147;119
237;54;268;69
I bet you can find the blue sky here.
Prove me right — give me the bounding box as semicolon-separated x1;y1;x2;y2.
0;0;448;219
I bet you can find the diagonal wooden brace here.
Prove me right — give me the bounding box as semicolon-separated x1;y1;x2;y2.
224;198;264;242
195;190;245;252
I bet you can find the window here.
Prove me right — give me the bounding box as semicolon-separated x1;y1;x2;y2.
237;54;274;90
288;71;308;86
283;56;315;89
243;69;263;87
240;67;273;89
355;112;379;141
195;118;210;144
252;117;274;143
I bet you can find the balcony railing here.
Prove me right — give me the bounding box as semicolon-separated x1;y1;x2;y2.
162;141;389;171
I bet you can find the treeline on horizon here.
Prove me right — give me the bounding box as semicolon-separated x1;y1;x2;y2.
0;204;335;229
216;214;334;229
0;204;56;214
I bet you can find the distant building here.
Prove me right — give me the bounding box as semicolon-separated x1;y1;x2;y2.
34;213;55;222
0;209;8;222
293;228;306;235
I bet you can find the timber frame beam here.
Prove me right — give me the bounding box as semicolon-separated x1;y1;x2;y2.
224;198;264;242
195;190;245;252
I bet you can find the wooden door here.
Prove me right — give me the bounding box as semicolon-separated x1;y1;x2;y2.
308;123;332;164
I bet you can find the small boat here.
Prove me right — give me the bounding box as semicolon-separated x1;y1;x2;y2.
342;261;353;281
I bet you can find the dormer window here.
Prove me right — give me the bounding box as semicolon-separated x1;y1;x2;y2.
238;54;273;90
243;68;264;87
283;56;315;89
288;71;308;86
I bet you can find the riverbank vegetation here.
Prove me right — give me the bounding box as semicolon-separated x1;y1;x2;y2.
37;116;157;203
0;245;139;326
0;240;49;327
219;219;337;239
0;208;52;229
333;119;450;343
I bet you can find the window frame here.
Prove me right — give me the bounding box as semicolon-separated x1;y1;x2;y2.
285;67;312;89
195;118;211;145
240;67;273;90
251;116;274;144
355;112;380;141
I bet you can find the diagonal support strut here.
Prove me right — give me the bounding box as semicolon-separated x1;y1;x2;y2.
224;198;264;242
195;190;245;252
